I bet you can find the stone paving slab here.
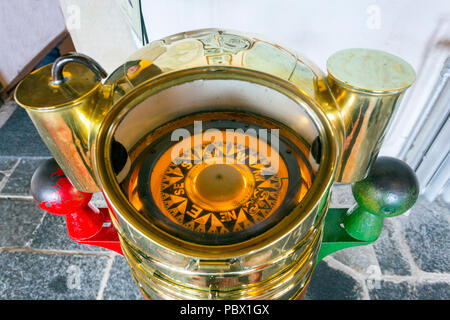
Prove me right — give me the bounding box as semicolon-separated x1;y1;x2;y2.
0;158;18;174
1;158;47;196
0;158;19;192
103;255;144;300
0;251;108;300
368;280;450;300
414;282;450;300
397;198;450;273
0;102;17;129
330;183;355;208
373;220;412;276
0;107;50;157
305;259;365;300
330;245;379;277
0;200;45;248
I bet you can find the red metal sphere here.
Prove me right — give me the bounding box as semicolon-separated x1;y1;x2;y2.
31;158;92;215
30;158;121;251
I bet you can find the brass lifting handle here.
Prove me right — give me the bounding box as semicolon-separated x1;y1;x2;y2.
51;52;108;85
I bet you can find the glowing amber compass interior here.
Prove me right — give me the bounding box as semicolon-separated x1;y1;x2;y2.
121;115;315;245
151;131;289;236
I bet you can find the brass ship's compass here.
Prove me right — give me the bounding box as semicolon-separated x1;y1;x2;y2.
123;115;314;245
16;29;419;300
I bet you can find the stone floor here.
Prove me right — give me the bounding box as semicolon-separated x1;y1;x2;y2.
0;101;449;300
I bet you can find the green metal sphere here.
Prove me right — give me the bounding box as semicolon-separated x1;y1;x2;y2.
352;157;419;217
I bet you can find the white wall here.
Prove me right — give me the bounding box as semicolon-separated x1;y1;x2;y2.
56;0;450;158
59;0;139;74
0;0;66;90
142;0;450;157
143;0;447;70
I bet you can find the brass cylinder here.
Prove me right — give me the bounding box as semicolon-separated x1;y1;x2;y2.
327;48;416;183
14;54;111;192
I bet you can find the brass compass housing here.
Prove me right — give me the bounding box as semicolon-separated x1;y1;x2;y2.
95;62;338;299
15;29;415;299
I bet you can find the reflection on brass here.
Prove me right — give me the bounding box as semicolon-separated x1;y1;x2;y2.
15;29;415;299
327;48;416;182
14;57;112;192
118;212;323;300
